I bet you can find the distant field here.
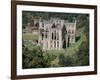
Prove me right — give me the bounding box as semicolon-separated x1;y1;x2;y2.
23;33;38;41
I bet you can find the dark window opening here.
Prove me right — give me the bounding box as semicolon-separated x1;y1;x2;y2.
63;40;66;49
72;30;74;34
55;36;56;40
45;33;47;38
52;24;56;28
67;36;70;47
52;33;53;40
68;30;71;34
35;23;39;27
42;33;44;40
54;41;56;48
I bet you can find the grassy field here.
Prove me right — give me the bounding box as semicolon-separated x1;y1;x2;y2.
23;33;38;41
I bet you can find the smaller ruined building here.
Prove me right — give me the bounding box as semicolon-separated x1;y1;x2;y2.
25;18;76;50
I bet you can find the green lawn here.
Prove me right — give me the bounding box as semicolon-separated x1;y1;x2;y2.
23;33;39;41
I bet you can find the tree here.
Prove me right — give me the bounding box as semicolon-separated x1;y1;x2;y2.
58;54;74;67
22;41;51;68
76;40;89;66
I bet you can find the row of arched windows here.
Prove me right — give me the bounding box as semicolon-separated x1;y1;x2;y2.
51;31;59;40
67;29;74;34
50;41;59;49
41;33;48;40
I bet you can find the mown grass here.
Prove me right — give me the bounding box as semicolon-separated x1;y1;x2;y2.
23;33;38;41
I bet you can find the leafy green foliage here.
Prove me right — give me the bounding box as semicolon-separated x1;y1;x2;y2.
23;33;38;41
22;41;51;68
76;39;89;66
58;54;73;67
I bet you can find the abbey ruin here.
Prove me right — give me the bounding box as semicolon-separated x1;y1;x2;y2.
25;18;76;50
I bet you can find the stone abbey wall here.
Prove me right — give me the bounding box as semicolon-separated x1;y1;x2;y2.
37;18;76;50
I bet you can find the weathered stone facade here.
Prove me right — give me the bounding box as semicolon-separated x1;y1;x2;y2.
24;18;76;50
37;18;76;50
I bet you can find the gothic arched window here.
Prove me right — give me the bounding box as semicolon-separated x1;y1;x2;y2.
35;23;39;27
45;33;47;38
42;23;44;27
57;33;59;40
66;30;67;34
52;32;53;40
68;30;71;34
42;33;44;40
72;30;74;34
57;41;59;48
54;31;56;40
52;24;56;28
54;41;56;48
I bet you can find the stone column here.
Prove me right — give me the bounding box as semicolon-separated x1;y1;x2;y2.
38;28;41;45
53;32;54;49
59;29;62;50
48;27;51;50
43;26;46;50
38;21;41;46
50;32;52;49
66;35;68;48
56;30;57;49
74;20;76;43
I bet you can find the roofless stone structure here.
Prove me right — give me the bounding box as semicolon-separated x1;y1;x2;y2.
37;18;76;50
